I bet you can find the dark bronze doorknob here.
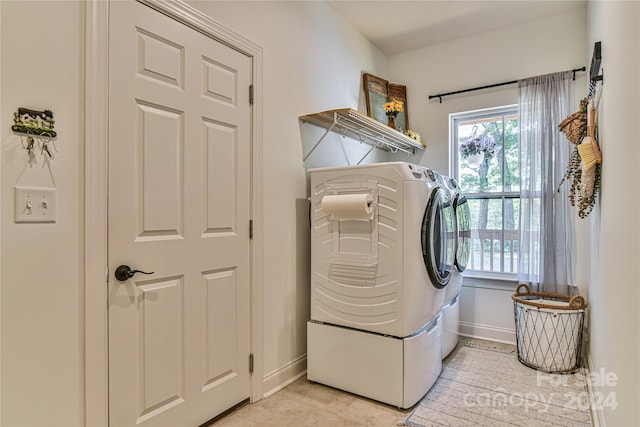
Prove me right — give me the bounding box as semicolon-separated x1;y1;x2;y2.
114;265;154;282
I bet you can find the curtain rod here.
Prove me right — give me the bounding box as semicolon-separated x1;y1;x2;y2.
428;67;586;103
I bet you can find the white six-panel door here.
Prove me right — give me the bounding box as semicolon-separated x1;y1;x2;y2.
108;1;252;425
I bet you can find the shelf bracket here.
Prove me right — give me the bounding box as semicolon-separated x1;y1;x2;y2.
303;113;338;162
356;141;379;165
339;136;352;166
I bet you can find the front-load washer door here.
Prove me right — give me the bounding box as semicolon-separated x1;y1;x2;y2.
421;187;456;288
454;194;471;272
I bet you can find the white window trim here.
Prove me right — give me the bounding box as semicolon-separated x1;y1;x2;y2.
450;105;519;279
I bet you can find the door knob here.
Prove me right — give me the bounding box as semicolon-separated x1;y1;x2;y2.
114;265;154;282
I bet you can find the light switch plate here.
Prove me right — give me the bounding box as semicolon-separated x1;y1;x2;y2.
15;186;56;223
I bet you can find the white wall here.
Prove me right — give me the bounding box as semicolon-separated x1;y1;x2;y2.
0;2;3;422
386;6;588;341
1;1;84;426
586;2;640;425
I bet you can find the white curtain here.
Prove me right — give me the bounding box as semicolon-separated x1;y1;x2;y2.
517;71;575;294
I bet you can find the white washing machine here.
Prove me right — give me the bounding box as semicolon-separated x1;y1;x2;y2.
307;162;456;408
441;176;471;358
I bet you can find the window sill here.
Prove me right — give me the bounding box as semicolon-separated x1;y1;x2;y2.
461;271;519;292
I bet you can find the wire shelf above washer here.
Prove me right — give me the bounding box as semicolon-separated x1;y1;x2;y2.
299;108;425;163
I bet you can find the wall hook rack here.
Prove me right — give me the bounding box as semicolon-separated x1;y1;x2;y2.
12;107;56;137
589;41;603;83
12;107;57;158
587;41;603;99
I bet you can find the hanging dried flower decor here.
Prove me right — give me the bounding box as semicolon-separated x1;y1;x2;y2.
557;98;602;218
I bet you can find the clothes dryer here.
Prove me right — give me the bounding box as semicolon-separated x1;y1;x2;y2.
441;176;471;358
309;162;455;337
307;162;455;408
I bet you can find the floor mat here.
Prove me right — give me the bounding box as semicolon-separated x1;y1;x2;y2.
400;344;592;426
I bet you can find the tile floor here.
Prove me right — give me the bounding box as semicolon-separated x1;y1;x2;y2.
213;338;515;426
213;377;410;426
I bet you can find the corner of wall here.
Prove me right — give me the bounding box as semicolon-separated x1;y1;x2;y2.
0;1;3;423
585;353;608;427
261;355;307;399
585;2;640;426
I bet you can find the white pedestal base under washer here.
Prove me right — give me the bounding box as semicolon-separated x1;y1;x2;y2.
307;314;442;409
441;294;460;357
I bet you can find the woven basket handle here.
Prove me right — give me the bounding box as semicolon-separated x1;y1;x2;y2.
515;283;531;296
513;284;588;310
569;295;587;310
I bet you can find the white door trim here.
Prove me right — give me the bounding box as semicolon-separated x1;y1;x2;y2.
83;1;264;424
84;2;109;424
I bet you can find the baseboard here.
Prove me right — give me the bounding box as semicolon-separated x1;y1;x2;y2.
459;321;516;345
261;354;307;399
586;352;607;427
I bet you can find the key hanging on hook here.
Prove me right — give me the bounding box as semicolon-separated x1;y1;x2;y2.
39;133;54;159
24;136;35;154
41;141;52;158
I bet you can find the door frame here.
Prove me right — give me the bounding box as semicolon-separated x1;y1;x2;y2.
83;1;264;424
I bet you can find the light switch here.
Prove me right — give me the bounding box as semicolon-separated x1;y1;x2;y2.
15;186;56;223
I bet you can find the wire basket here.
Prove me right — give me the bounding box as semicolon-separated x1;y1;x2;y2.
512;284;587;374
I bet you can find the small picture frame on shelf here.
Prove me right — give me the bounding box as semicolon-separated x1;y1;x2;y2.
362;73;410;132
363;73;389;126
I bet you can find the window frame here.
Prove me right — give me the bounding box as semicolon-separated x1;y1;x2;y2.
450;105;519;280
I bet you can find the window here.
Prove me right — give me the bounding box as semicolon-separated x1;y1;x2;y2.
451;105;519;278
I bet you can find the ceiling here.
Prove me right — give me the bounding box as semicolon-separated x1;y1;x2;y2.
327;1;585;56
